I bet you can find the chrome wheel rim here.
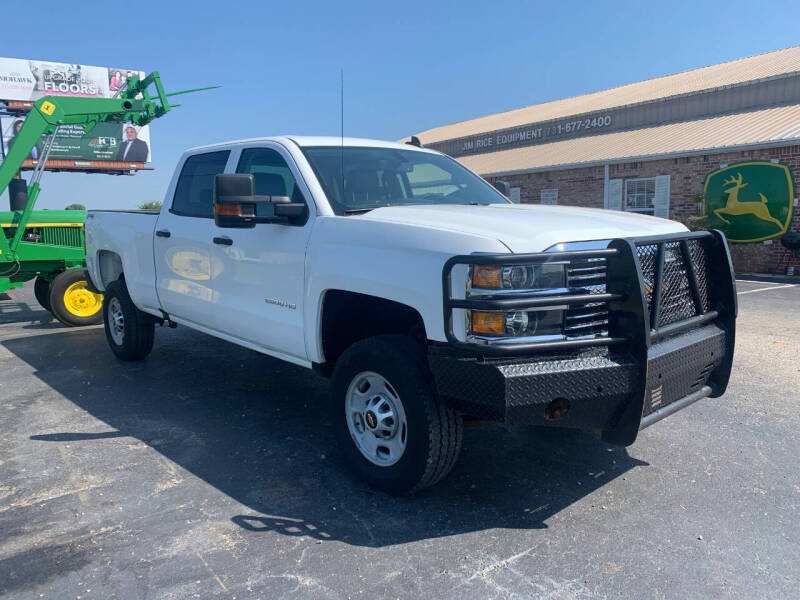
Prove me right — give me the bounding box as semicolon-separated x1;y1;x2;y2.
345;371;407;466
108;297;125;345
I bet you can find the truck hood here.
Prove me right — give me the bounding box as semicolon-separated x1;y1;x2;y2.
358;203;687;252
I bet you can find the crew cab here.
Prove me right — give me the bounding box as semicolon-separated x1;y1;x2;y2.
85;136;737;494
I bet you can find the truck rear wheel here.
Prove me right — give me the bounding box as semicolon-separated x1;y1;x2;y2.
49;268;103;326
102;280;155;361
332;335;463;495
34;276;52;312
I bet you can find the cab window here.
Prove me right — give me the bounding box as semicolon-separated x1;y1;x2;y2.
171;150;230;218
236;148;308;222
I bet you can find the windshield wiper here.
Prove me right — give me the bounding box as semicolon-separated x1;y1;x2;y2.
344;207;379;214
343;203;403;214
344;201;482;215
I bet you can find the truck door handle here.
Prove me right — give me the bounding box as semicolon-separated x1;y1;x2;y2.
213;236;233;246
155;229;171;238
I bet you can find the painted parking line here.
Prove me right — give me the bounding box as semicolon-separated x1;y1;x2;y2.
737;284;796;295
735;279;785;285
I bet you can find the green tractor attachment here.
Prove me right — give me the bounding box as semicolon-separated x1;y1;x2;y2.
0;72;217;325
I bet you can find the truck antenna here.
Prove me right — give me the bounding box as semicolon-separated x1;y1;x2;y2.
340;69;344;202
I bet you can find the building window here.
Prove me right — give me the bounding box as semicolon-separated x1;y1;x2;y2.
510;187;521;203
540;188;558;205
624;178;656;215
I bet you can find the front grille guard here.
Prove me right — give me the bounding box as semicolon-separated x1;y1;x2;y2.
442;230;737;356
441;229;737;445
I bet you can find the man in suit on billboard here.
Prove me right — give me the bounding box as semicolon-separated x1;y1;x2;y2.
116;126;149;162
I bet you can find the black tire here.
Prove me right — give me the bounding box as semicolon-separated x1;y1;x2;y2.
332;335;463;495
33;276;52;312
49;268;104;326
102;279;155;361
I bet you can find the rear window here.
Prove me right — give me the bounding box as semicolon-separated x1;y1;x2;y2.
171;151;230;218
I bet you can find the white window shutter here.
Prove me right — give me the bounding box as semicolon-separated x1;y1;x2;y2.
540;188;558;205
654;175;670;219
606;179;622;210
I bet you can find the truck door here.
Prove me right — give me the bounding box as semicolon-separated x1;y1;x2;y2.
211;144;314;362
154;150;231;329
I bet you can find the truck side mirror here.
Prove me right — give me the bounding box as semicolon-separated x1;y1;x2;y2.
214;174;257;228
214;173;303;227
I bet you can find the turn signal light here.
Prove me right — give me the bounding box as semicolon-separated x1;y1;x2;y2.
215;203;242;216
471;311;505;336
472;265;502;289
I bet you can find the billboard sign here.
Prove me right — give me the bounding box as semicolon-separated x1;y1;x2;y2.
0;58;145;102
0;118;151;163
0;57;151;165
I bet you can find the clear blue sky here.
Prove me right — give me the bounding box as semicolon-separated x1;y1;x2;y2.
5;0;800;210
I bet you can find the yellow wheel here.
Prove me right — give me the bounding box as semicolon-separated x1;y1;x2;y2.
49;268;104;326
62;281;103;318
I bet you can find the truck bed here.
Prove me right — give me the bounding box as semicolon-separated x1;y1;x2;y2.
85;209;161;314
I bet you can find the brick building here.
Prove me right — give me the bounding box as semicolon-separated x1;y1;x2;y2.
407;47;800;274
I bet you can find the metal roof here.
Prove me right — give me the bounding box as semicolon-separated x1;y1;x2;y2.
456;104;800;176
414;46;800;145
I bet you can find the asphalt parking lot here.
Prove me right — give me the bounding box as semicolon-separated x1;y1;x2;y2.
0;278;798;599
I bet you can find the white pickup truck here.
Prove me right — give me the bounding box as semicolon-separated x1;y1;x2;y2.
85;136;737;494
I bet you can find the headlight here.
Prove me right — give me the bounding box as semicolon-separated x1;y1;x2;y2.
471;262;566;291
470;307;566;338
468;261;568;340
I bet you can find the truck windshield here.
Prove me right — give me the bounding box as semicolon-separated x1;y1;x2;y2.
301;146;510;215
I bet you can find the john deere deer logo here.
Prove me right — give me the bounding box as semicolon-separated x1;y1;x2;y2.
703;161;794;243
714;172;785;228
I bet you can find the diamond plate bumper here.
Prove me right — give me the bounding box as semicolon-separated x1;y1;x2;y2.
429;323;729;446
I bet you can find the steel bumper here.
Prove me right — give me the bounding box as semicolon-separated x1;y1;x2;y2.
429;323;729;446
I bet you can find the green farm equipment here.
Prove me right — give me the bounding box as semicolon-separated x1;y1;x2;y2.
0;72;216;325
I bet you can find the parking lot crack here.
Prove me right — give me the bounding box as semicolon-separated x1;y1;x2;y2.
0;479;108;513
465;542;544;583
195;551;229;594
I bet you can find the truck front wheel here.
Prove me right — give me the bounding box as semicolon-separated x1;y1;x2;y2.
102;280;155;361
49;268;103;326
332;336;463;495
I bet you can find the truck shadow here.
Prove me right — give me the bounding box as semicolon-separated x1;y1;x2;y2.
3;326;646;549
